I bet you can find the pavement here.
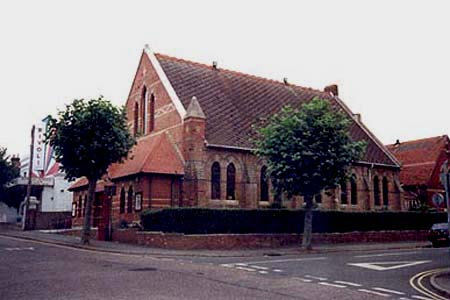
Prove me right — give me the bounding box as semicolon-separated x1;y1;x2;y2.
430;269;450;298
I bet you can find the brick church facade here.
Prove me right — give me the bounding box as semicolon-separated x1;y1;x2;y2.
70;46;404;230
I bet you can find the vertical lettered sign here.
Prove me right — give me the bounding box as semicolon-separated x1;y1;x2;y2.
33;123;45;171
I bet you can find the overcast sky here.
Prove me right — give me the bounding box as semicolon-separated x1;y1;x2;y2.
1;0;448;157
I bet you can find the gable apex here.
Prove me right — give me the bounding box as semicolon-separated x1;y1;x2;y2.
143;45;187;119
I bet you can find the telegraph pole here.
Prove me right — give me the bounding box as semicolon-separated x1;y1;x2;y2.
22;125;35;230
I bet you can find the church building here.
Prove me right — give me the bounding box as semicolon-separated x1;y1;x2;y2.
70;46;404;231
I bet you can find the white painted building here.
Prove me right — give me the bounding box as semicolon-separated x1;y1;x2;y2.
18;155;73;213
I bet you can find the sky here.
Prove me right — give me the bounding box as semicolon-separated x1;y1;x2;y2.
1;0;449;157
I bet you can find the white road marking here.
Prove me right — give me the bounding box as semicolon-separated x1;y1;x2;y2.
398;298;413;300
334;280;362;287
220;264;233;268
235;266;256;272
358;289;391;297
318;282;347;288
372;287;405;295
258;271;268;274
355;252;420;258
304;275;327;281
411;295;434;300
4;247;34;251
235;263;248;266
249;265;269;270
294;277;312;283
348;260;431;271
233;256;327;265
273;269;282;272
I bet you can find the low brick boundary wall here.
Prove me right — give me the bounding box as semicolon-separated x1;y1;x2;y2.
111;229;429;250
34;211;72;230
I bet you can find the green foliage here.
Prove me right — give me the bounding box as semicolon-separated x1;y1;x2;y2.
253;98;366;198
0;147;19;201
140;208;446;234
45;97;136;181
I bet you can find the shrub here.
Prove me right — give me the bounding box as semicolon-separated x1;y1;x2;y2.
140;208;447;234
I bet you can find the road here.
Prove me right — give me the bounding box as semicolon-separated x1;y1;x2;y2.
0;235;448;300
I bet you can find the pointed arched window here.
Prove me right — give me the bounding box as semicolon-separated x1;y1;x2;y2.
374;176;381;206
119;188;126;214
134;102;139;136
127;186;133;213
149;93;155;132
226;163;236;200
211;162;221;200
340;180;348;204
260;166;269;202
382;177;389;206
350;174;358;205
141;86;147;134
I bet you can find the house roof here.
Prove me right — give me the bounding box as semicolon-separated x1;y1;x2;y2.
108;132;184;179
69;132;184;190
155;53;399;167
386;135;449;186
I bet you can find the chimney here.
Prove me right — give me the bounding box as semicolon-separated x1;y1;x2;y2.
394;139;401;147
283;78;289;85
324;84;338;96
212;61;218;70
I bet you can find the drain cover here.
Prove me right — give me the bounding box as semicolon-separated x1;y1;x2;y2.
263;252;282;257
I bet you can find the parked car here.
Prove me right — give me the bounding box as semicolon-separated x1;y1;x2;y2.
427;223;449;247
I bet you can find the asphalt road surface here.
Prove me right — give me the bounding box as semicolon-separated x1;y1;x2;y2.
0;235;448;300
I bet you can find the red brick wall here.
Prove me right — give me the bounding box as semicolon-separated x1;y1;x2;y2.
125;52;183;145
110;229;429;250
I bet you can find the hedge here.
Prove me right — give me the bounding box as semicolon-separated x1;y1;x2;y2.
140;208;447;234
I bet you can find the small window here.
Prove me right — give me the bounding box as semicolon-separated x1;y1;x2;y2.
226;163;236;200
260;166;269;202
382;177;389;206
350;174;357;205
72;202;77;217
127;186;133;213
211;162;221;200
340;180;348;204
374;176;381;206
135;192;142;211
119;188;125;214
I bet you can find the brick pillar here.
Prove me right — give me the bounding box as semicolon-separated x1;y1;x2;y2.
183;97;206;207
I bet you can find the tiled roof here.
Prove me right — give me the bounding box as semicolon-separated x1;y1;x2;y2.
109;132;184;179
155;53;399;167
69;178;112;192
69;132;184;190
387;135;449;186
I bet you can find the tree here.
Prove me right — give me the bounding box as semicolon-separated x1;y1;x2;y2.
46;97;135;244
253;97;366;250
0;147;19;204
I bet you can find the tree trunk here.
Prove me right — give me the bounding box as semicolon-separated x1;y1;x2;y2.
302;194;314;250
81;178;97;245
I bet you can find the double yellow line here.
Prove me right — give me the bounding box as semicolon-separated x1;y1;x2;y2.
409;268;449;300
